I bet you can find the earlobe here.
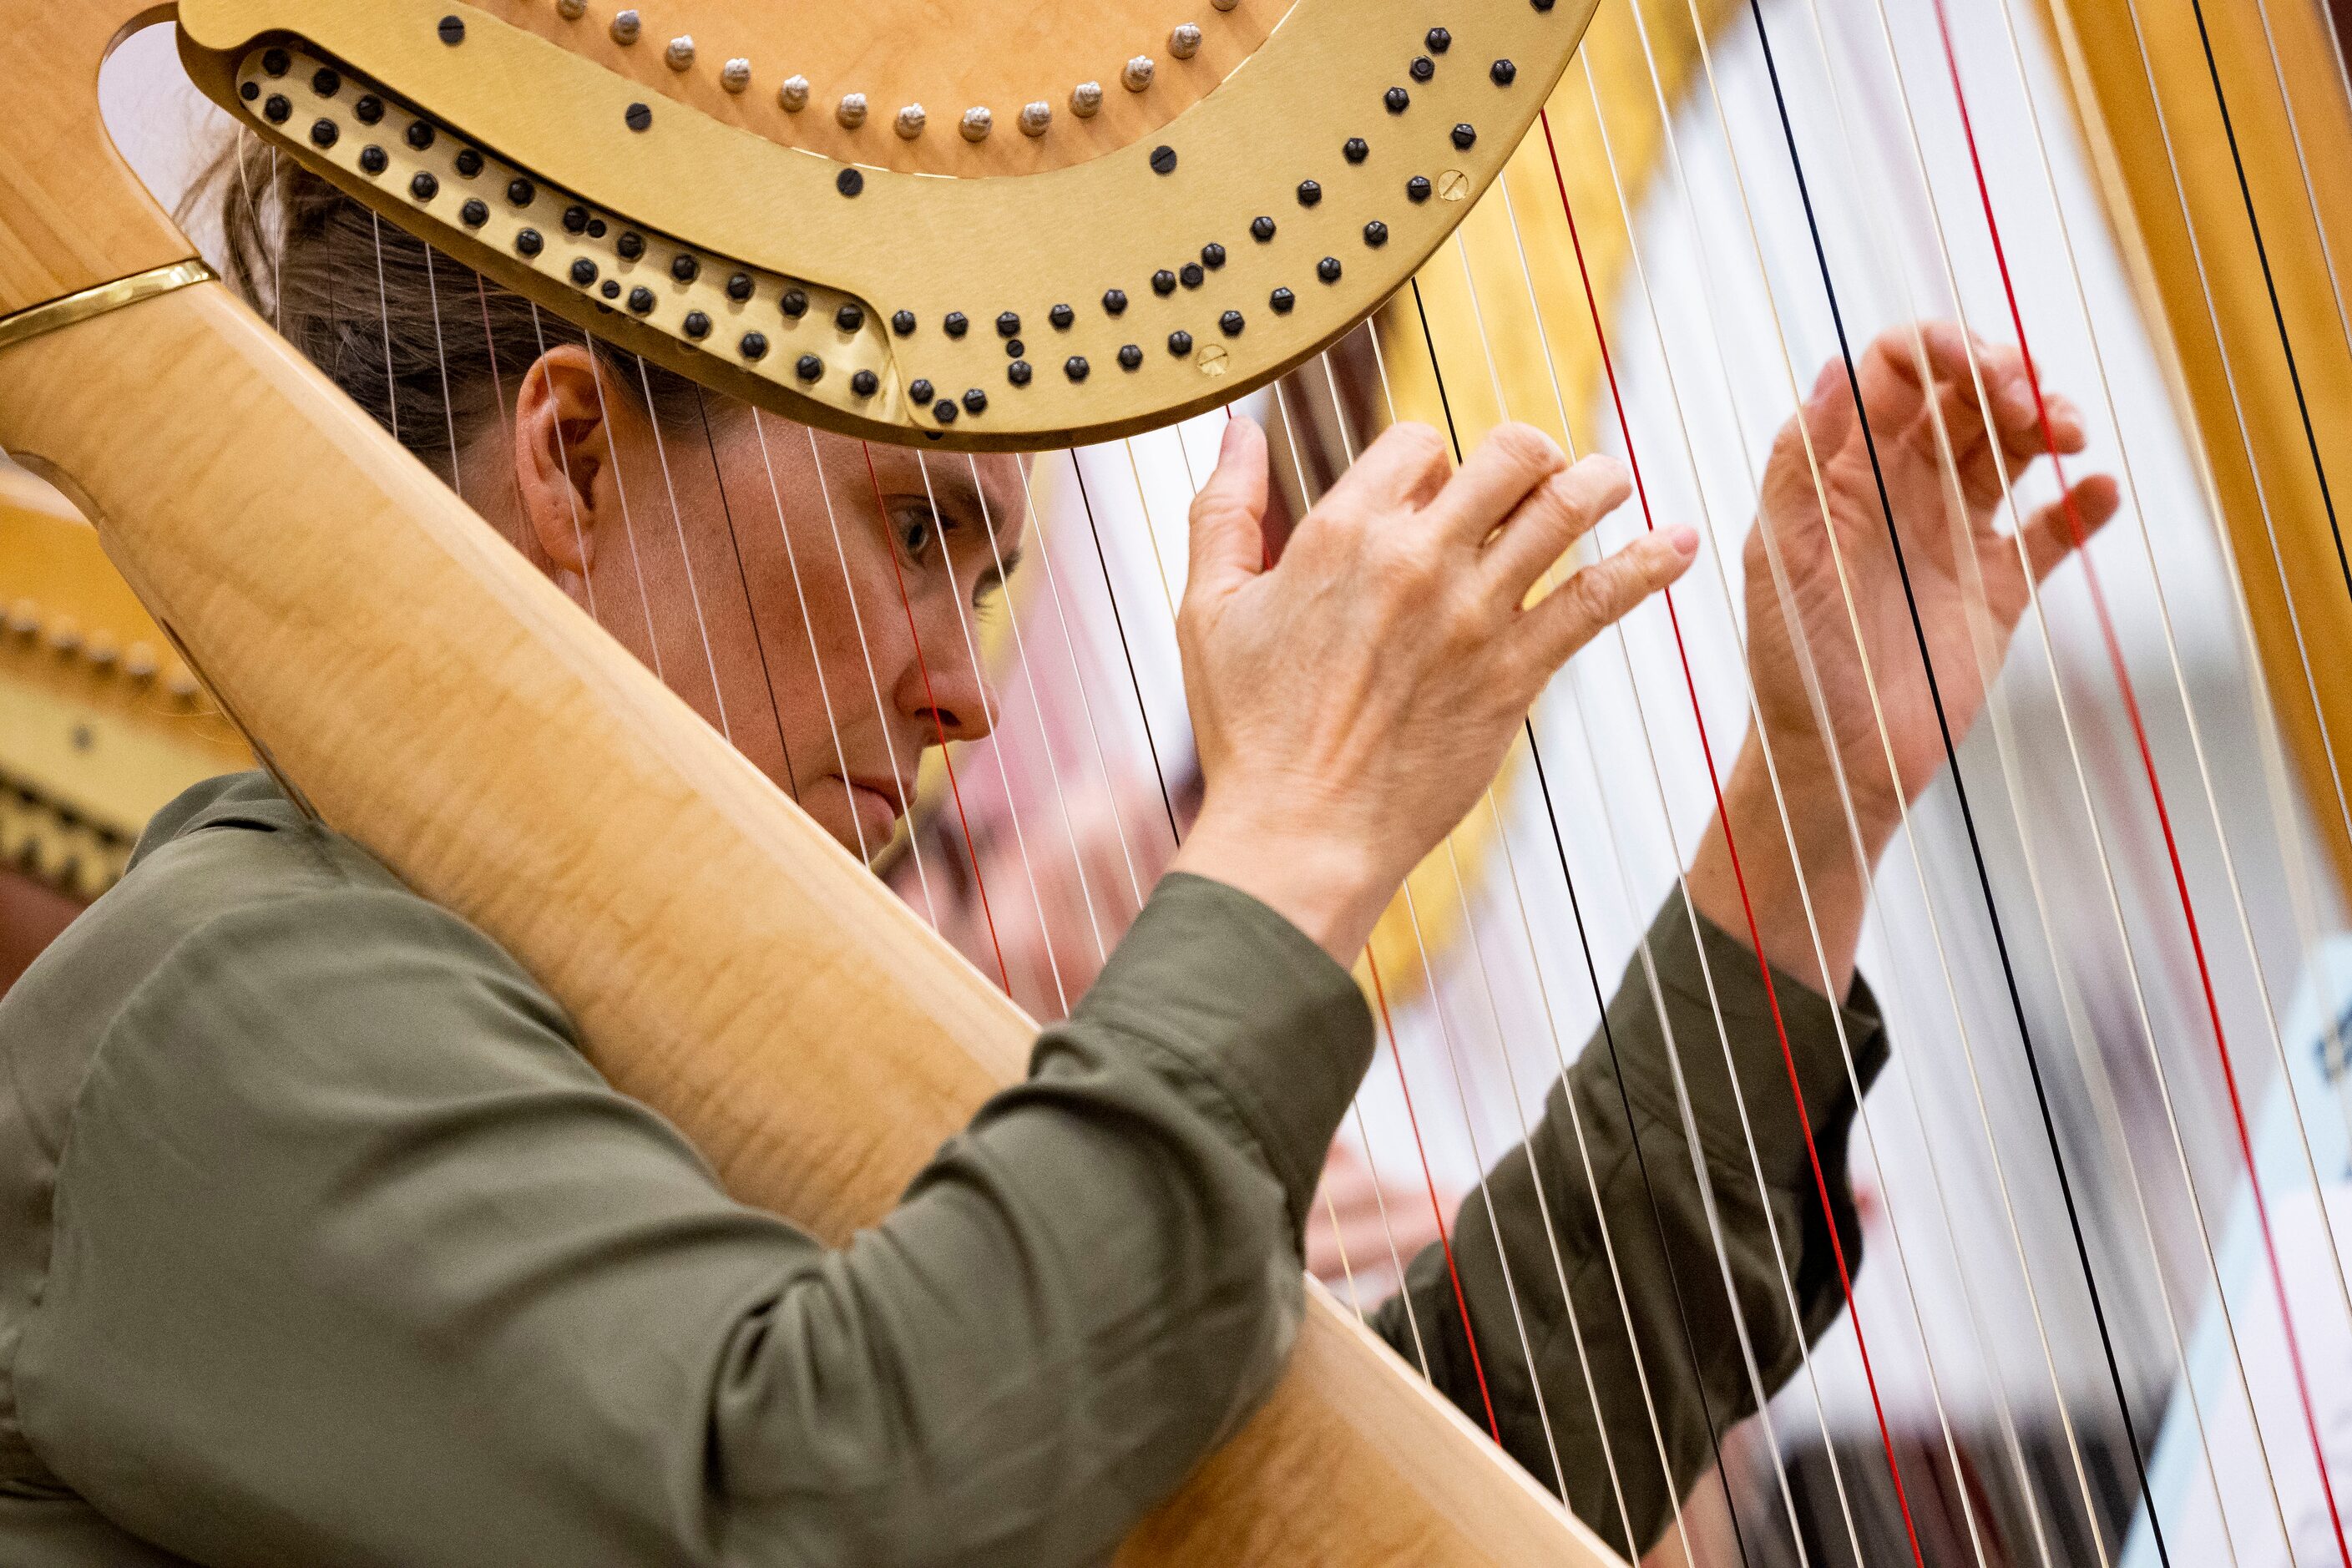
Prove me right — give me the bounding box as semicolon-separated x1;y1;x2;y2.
513;345;608;578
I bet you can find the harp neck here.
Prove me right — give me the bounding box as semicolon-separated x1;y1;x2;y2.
0;4;193;318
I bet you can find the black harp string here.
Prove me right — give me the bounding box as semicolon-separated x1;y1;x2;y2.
1848;0;2304;1548
911;449;1072;1015
1005;451;1151;913
695;388;801;801
800;423;942;921
1067;453;1183;849
1631;0;2128;1554
2179;0;2352;617
749;409;878;871
1396;272;1769;1568
633;355;737;745
1558;26;2016;1561
1732;3;2175;1559
1262;369;1589;1516
953;448;1119;981
1292;350;1636;1505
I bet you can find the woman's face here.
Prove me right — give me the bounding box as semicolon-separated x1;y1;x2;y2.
496;346;1029;854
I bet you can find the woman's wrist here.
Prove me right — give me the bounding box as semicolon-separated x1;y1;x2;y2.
1169;802;1393;967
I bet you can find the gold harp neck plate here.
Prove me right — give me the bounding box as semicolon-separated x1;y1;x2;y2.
178;0;1601;450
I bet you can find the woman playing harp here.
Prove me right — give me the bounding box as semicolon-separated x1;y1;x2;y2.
0;103;2117;1562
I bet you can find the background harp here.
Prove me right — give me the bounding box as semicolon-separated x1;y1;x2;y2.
12;0;2352;1564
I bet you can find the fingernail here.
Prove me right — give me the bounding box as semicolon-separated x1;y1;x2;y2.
1667;524;1700;557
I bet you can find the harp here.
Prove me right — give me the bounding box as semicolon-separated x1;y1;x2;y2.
8;0;2352;1563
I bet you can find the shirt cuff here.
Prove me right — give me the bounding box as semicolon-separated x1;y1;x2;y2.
1068;872;1374;1232
1616;887;1887;1191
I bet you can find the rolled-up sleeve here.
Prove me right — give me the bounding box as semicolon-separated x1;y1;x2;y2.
1372;888;1886;1557
17;870;1371;1568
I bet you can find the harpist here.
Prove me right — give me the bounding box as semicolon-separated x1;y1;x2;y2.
0;150;2114;1564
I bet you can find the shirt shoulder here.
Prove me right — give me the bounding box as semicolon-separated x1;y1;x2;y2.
0;772;578;1494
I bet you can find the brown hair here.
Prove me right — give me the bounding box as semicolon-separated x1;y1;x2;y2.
185;133;707;481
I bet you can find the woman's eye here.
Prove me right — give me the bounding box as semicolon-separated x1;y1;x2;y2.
894;507;933;559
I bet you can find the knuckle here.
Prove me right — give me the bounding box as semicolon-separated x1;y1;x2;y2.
1487;421;1564;474
1383;421;1449;473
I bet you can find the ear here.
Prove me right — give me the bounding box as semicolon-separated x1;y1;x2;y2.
513;343;620;577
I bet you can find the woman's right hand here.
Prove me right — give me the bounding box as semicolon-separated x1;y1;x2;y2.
1171;417;1694;964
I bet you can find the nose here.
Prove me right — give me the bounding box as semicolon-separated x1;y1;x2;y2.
896;604;995;746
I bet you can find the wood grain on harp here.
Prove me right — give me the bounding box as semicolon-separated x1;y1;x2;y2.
7;0;2352;1564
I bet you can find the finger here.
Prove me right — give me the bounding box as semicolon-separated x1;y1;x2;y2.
1998;390;2089;471
1424;422;1568;546
1782;357;1855;470
1481;455;1632;602
1319;419;1452;514
1186;416;1271;598
2018;473;2122;583
1516;525;1698;672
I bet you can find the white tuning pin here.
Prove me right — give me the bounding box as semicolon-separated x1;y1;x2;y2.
960;106;993;142
1070;80;1103;118
1122;56;1156;91
1019;100;1051;137
895;104;927;139
555;0;586;18
778;74;811;112
837;92;867;128
1170;23;1202;59
609;9;640;43
721;58;751;93
665;36;695;71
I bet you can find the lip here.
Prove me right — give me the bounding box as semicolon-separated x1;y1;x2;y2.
843;773;908;821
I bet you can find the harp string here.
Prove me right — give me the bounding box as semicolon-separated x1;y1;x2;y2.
1924;4;2352;1559
1419;235;1818;1564
1761;0;2251;1553
1067;454;1182;849
909;449;1068;1013
697;389;802;801
1531;80;1940;1563
579;331;665;684
1560;36;2017;1564
1870;0;2327;1547
748;409;877;868
632;356;736;743
801;423;942;922
955;448;1124;965
1005;452;1149;913
1546;48;2019;1557
1609;5;2126;1540
857;438;1013;994
1753;14;2167;1560
2173;0;2352;619
421;250;463;497
524;302;598;621
1820;0;2264;1553
1947;0;2352;1495
1265;367;1587;1508
1431;169;1828;1560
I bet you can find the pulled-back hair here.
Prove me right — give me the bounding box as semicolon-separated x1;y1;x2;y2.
185;132;707;479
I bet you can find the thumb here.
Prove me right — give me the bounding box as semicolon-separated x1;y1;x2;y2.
1187;416;1271;599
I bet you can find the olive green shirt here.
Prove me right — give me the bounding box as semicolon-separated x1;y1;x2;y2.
0;774;1883;1565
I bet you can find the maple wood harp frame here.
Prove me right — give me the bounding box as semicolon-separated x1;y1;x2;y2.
0;2;1619;1562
